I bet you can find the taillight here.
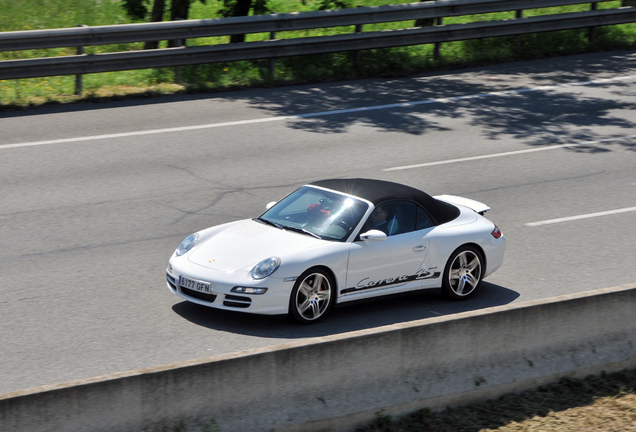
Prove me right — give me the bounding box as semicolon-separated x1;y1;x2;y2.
491;225;502;239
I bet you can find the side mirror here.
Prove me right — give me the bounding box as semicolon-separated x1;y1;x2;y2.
359;230;387;242
265;201;277;210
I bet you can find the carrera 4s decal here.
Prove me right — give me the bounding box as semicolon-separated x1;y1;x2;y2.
341;268;440;294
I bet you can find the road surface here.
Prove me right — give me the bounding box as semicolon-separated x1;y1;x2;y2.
1;50;635;394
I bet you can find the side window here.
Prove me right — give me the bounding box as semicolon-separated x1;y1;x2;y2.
365;201;417;236
416;206;435;230
395;202;417;235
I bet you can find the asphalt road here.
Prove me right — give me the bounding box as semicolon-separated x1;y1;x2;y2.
1;50;635;395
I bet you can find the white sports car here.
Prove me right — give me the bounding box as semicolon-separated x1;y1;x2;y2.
166;179;505;324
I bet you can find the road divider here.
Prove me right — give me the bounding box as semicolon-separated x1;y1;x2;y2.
2;282;635;432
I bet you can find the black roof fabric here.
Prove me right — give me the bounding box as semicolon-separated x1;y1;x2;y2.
309;178;459;224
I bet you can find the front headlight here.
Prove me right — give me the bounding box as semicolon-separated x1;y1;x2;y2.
175;233;199;256
251;257;281;280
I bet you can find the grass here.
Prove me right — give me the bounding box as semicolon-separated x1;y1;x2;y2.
0;0;635;109
356;368;636;432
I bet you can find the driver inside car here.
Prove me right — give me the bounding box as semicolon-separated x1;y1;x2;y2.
366;204;399;236
306;202;331;227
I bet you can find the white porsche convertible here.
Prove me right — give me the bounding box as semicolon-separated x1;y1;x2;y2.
166;179;505;324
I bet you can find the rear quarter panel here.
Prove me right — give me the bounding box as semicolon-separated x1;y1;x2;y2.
423;206;503;285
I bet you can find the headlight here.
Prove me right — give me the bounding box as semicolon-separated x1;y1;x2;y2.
175;233;199;256
251;257;281;280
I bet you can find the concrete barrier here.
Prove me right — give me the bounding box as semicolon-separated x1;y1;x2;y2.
2;282;636;432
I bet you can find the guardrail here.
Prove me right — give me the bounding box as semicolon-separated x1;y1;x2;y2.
0;0;634;83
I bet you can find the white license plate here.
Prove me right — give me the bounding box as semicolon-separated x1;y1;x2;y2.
179;276;213;294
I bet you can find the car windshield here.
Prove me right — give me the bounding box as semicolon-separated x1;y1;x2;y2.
258;186;369;241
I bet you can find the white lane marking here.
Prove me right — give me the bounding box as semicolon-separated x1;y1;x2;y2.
0;116;297;150
384;134;636;171
526;206;636;226
2;74;635;150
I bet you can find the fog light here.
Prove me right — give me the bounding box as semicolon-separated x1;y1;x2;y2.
231;287;268;295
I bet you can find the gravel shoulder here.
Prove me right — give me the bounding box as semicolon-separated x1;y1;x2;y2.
356;368;636;432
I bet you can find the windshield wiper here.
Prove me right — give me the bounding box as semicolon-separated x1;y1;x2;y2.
253;217;283;229
282;226;322;240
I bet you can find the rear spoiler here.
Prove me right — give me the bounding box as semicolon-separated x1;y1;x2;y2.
434;195;490;215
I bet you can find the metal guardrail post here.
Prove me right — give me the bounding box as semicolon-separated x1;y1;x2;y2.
433;17;443;59
269;32;276;79
516;9;524;46
589;2;597;41
354;6;363;69
74;25;87;96
174;41;182;84
173;18;185;83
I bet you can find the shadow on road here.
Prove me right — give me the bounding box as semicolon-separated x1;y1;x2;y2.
171;281;519;338
230;51;636;151
3;51;635;153
6;51;635;153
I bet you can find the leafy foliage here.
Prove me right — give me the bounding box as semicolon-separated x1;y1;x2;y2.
316;0;353;11
122;0;151;20
218;0;270;18
121;0;208;21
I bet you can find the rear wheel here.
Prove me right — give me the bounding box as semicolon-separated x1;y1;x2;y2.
441;246;483;300
289;268;334;324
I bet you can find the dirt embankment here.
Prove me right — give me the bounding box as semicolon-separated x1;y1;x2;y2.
357;368;636;432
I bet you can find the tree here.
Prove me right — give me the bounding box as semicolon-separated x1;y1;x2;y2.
121;0;205;48
124;0;357;47
145;0;166;49
219;0;351;43
314;0;351;10
218;0;269;43
122;0;150;20
170;0;192;21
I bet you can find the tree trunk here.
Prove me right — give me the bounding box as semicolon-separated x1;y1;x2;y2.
171;0;191;21
229;0;253;43
415;0;435;27
144;0;166;50
168;0;191;47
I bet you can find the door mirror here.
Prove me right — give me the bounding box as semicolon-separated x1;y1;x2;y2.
265;201;277;210
359;230;387;242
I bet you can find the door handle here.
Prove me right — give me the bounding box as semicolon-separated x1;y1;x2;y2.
413;245;427;252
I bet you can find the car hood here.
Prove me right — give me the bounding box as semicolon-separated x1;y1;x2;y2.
188;219;325;272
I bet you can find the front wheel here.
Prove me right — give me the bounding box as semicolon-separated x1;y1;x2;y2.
441;246;483;300
289;268;334;324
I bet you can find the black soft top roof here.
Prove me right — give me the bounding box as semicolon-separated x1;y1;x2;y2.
309;178;459;224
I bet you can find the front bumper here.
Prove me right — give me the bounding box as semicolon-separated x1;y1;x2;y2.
166;259;292;315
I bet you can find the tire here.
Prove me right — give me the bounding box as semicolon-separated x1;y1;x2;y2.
289;268;335;324
441;245;484;300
